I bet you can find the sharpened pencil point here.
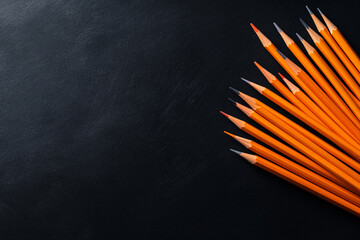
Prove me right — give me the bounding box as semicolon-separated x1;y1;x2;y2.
228;98;237;105
306;5;313;15
300;18;309;29
220;111;229;118
250;23;258;32
273;22;282;33
229;87;240;95
276;49;287;59
296;33;304;41
241;77;251;84
230;149;242;155
278;73;285;80
317;8;324;16
224;131;236;139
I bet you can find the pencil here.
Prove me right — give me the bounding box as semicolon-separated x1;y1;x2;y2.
297;34;360;121
274;23;360;127
306;6;360;85
280;75;360;145
220;111;344;186
226;132;360;207
300;19;360;100
241;79;360;159
232;101;360;192
250;23;312;87
235;92;360;173
276;49;360;141
252;61;323;124
231;151;360;218
318;8;360;73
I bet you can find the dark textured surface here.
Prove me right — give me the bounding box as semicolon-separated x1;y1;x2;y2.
0;0;359;239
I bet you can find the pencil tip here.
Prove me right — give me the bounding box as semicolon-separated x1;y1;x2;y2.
250;23;259;32
317;8;324;16
276;49;287;59
278;72;285;80
300;18;309;29
305;5;313;15
296;33;303;41
273;22;282;33
229;86;240;95
224;131;236;139
230;149;242;155
220;111;229;118
240;77;251;84
228;98;237;105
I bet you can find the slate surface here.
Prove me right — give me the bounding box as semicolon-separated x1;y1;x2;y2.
0;0;359;239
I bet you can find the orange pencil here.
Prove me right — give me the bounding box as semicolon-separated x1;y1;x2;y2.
251;23;340;119
251;62;323;125
250;23;316;91
234;92;360;173
280;75;360;145
220;111;344;186
297;34;360;121
225;133;360;207
318;8;360;73
273;23;360;127
300;19;360;100
276;50;360;140
307;6;360;84
232;102;360;192
241;79;360;159
231;151;360;218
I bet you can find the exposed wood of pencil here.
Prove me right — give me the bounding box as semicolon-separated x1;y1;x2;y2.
220;111;345;186
233;152;360;218
319;8;360;73
233;102;360;192
252;62;323;125
274;23;360;128
307;7;360;85
281;75;360;146
301;19;360;100
238;92;360;173
298;36;360;121
242;80;360;160
226;133;360;207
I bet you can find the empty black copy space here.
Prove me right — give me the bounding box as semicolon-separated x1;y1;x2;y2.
0;0;359;239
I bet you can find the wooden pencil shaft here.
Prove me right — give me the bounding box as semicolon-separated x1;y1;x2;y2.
246;111;360;192
255;157;360;218
256;102;360;173
307;49;360;121
285;39;359;127
250;143;360;207
239;121;342;185
260;88;360;159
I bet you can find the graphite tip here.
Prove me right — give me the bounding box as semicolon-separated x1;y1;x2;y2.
276;49;287;59
229;87;240;95
300;18;309;29
273;22;283;33
240;77;251;84
230;149;242;155
296;33;304;41
306;5;313;15
228;98;237;105
317;8;324;16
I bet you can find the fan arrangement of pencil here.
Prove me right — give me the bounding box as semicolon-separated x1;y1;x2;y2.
222;6;360;217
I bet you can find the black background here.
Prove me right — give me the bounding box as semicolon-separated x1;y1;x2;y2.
0;0;359;239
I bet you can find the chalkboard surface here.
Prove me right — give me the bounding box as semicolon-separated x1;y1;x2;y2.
0;0;359;239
